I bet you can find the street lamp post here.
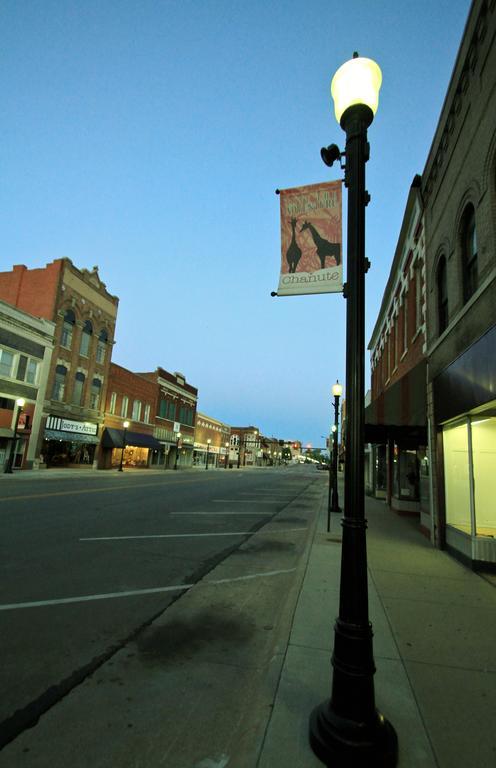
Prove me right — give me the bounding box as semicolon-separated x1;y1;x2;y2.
4;397;26;474
330;380;343;522
118;420;130;472
205;438;211;470
224;442;229;469
309;54;398;766
173;432;181;470
237;435;242;469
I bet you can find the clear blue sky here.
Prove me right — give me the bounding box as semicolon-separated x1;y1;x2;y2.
2;0;471;448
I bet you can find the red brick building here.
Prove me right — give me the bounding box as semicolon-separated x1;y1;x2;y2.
138;368;198;468
365;176;429;525
0;259;118;469
101;363;161;469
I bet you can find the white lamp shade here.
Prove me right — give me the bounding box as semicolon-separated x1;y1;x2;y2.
331;56;382;123
16;397;26;407
123;420;130;428
332;381;343;397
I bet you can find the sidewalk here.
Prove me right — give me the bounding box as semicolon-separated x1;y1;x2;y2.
259;487;496;768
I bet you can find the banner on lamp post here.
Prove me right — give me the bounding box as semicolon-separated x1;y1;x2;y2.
277;180;342;296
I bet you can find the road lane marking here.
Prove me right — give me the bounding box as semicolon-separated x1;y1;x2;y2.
79;527;306;541
170;511;274;516
0;476;219;503
212;499;289;504
0;568;297;611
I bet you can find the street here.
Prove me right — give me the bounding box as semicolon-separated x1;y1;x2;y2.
0;464;321;753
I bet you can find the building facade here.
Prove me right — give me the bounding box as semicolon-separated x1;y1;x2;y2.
139;368;198;469
194;412;230;468
230;426;261;467
101;363;161;469
365;177;430;533
0;300;55;470
0;259;118;468
422;0;496;568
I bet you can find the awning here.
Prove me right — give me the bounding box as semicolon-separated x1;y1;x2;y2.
101;428;161;450
365;360;427;445
44;429;100;445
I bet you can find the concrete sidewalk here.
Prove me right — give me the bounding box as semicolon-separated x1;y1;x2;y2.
259;487;496;768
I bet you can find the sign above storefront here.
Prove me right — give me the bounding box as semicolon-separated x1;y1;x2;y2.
46;415;98;436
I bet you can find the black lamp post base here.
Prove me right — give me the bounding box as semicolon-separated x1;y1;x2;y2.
309;701;398;768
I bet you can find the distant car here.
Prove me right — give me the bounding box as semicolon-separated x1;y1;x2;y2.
316;462;329;470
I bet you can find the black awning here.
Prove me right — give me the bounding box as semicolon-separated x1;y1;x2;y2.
365;360;427;444
101;428;161;450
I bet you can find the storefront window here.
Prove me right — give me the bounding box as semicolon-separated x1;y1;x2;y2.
443;422;471;533
111;445;149;468
393;446;419;500
471;416;496;537
44;439;95;467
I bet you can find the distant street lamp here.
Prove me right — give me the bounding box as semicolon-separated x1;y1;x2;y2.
205;438;211;470
330;380;343;525
224;442;229;469
118;420;130;472
4;397;26;474
309;54;397;767
237;434;242;469
174;432;182;470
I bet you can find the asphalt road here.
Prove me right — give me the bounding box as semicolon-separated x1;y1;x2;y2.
0;464;318;750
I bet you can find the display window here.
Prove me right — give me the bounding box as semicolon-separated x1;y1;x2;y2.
443;413;496;538
43;439;95;467
111;445;149;468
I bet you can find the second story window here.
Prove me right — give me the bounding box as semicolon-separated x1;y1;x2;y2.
132;399;142;420
121;395;129;418
461;204;478;303
61;310;75;349
144;403;151;423
0;348;14;378
52;365;67;401
90;378;102;409
437;256;448;335
109;391;117;414
96;329;108;364
72;372;85;406
80;320;93;357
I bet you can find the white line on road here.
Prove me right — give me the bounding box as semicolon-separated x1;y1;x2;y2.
170;512;274;516
79;527;306;542
212;499;289;504
0;568;297;611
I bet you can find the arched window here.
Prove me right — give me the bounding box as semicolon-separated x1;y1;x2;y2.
52;365;67;401
90;378;102;410
96;329;108;364
61;310;75;349
79;320;93;357
72;371;85;406
437;256;448;335
461;204;478;302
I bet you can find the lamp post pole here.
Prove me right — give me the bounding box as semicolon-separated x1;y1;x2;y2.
173;432;181;470
331;381;342;519
205;439;211;470
237;435;242;469
118;420;130;472
224;442;229;469
327;424;336;532
4;397;25;474
309;54;397;767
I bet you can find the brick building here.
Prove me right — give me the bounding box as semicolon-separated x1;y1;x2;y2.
0;300;55;470
422;0;496;567
138;368;198;468
101;363;161;469
230;426;262;467
365;177;429;528
0;259;118;468
194;412;230;468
